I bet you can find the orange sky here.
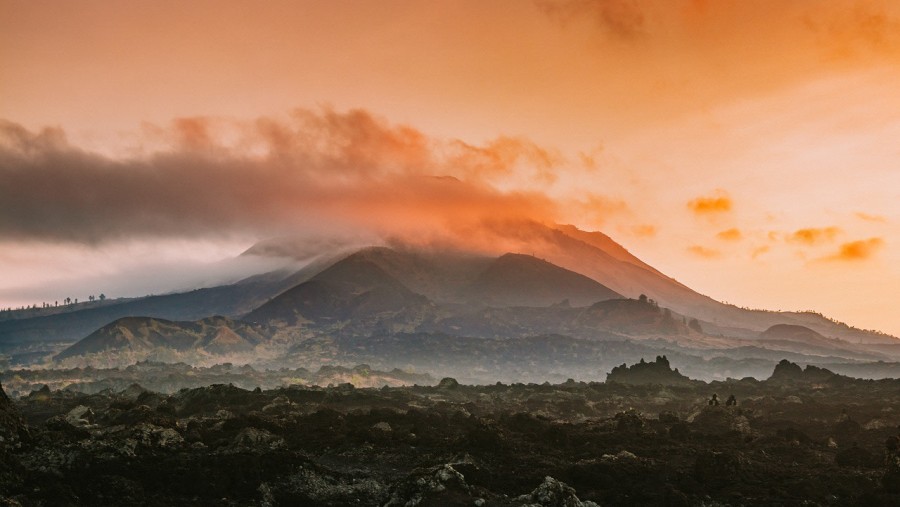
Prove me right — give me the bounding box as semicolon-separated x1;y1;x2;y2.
2;0;900;336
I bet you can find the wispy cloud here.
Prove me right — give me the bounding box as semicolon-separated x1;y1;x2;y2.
687;191;732;215
630;224;657;237
687;245;721;259
788;227;842;245
822;237;885;261
855;211;887;223
716;228;743;241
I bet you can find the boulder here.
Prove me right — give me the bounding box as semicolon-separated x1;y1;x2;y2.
516;476;600;507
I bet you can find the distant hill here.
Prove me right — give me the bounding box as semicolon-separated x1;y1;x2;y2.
756;324;881;361
7;222;899;370
575;298;687;336
760;324;830;343
55;316;274;361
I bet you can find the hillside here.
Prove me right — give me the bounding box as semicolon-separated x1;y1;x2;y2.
6;223;899;369
461;253;621;307
244;255;432;332
55;316;274;362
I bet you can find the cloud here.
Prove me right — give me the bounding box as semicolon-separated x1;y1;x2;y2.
788;227;842;245
571;194;631;228
630;224;657;237
751;245;770;259
715;228;742;241
823;237;885;261
448;136;564;185
535;0;646;41
534;0;900;122
687;191;732;215
855;211;887;223
0;110;562;246
687;245;721;259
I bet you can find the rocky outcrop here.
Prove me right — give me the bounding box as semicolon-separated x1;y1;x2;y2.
0;381;28;446
516;476;601;507
768;359;848;384
606;356;695;386
384;464;474;506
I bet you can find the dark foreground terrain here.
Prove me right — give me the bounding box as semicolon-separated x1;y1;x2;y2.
1;360;899;506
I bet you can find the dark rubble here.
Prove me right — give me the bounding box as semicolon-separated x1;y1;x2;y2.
0;364;899;506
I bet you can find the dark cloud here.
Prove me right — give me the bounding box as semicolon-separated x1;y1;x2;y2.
0;109;561;245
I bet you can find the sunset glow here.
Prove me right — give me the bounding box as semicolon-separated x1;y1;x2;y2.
2;0;900;335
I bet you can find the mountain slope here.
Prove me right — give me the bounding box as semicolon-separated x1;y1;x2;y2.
510;221;896;346
0;260;327;352
55;316;272;361
244;253;432;332
461;253;621;307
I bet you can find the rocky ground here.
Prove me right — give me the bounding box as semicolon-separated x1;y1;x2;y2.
0;361;899;506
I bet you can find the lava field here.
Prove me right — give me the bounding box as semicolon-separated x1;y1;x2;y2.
1;360;899;506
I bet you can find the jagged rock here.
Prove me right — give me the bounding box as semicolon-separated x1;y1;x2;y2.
260;465;385;506
262;395;292;412
28;385;51;401
606;356;693;386
769;359;804;381
614;409;644;432
600;450;638;463
372;421;392;432
229;427;285;452
119;383;148;402
384;464;473;506
768;360;846;385
516;476;600;507
130;423;184;449
0;381;28;445
65;405;95;427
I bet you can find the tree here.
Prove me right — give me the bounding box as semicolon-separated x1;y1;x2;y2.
99;294;106;301
638;294;648;304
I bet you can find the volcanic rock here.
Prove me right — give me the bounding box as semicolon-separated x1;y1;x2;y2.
516;476;600;507
606;356;694;386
